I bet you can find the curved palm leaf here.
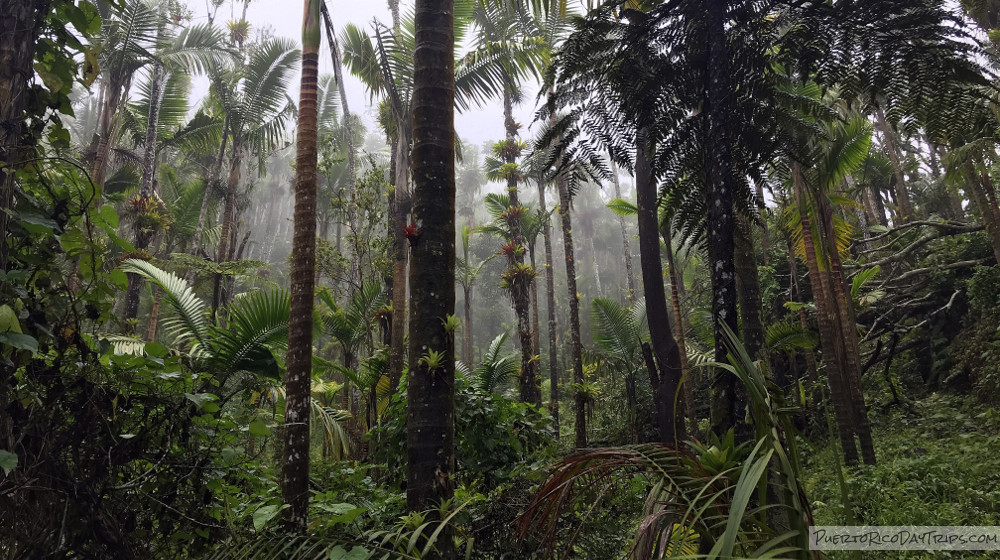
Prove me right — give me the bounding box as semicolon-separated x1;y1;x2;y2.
121;258;209;353
212;288;290;379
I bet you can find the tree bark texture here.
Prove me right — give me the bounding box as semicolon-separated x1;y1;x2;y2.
281;0;321;530
556;166;587;448
407;5;457;554
537;176;560;436
635;131;683;446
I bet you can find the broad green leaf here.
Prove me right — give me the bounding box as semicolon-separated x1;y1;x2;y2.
0;332;38;353
252;503;287;531
0;450;17;475
145;342;168;358
249;419;269;437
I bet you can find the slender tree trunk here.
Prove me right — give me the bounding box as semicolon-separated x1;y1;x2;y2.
189;115;229;265
124;40;168;323
145;287;161;341
281;0;321;530
530;246;541;362
321;1;360;289
665;227;696;432
609;157;636;302
588;233;603;297
407;4;457;554
706;0;741;435
793;162;860;466
91;80;124;193
501;87;539;405
556;164;587;448
0;0;48;271
388;132;410;396
537;176;560;436
734;214;764;361
463;286;474;368
635;130;683;446
875;107;914;221
819;192;877;465
787;235;819;401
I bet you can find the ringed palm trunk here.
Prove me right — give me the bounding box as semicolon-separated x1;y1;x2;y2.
0;0;49;270
818;193;877;465
555;165;587;448
502;87;539;406
281;0;321;530
537;175;560;436
706;0;741;435
793;162;860;466
635;130;683;446
610;157;636;302
407;1;457;548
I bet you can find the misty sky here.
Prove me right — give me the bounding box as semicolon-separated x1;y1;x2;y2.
181;0;541;150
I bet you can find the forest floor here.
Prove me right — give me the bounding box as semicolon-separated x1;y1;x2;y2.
802;394;1000;559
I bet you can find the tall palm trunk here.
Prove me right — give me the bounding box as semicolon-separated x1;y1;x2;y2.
0;0;49;270
407;2;457;550
793;162;860;466
502;87;539;405
385;0;409;399
875;107;914;221
281;0;321;530
537;176;560;436
187;115;229;282
819;193;876;465
321;1;359;288
609;158;636;302
635;130;683;446
387;132;411;395
706;0;741;435
786;235;819;400
556;166;587;448
530;246;541;359
124;20;169;323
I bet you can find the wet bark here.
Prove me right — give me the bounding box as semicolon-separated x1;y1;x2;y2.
706;0;741;435
636;130;683;446
281;0;321;530
537;176;560;436
406;3;457;552
875;108;914;221
556;165;587;448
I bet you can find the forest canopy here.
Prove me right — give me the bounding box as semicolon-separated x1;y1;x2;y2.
4;0;1000;558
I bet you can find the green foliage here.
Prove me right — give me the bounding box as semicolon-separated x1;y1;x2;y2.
804;395;1000;559
370;374;554;488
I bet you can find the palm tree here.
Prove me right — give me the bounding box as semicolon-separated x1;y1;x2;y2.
553;165;587;448
122;26;231;322
281;0;322;531
407;3;457;553
89;0;226;193
457;225;496;368
591;297;648;443
471;0;548;407
341;0;545;397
